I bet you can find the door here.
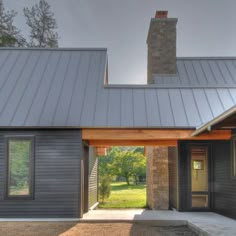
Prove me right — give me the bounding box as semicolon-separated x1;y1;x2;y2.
190;146;209;209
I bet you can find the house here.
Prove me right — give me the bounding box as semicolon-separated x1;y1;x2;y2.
0;10;235;219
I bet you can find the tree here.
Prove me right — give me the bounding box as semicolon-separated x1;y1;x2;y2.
0;0;26;47
134;146;144;154
131;153;146;185
98;147;146;185
99;152;115;178
112;149;146;185
23;0;58;47
99;175;111;203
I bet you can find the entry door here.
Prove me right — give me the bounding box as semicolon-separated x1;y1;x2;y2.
191;146;209;208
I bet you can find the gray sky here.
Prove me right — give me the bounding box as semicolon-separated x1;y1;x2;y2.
4;0;236;84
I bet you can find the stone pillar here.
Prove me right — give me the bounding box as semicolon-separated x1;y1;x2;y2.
146;146;169;210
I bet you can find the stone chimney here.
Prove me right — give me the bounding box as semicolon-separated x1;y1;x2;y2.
147;11;177;84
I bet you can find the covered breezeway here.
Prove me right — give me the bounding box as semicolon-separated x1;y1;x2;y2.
82;128;231;211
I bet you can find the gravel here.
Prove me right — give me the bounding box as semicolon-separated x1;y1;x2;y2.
0;221;199;236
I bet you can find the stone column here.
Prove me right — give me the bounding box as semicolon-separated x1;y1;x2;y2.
146;146;169;210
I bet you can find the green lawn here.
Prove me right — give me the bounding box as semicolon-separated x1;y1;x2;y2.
99;182;146;208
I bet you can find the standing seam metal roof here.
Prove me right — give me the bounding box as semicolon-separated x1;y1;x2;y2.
154;58;236;86
0;48;235;128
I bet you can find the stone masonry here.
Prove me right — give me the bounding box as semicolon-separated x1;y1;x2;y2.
147;12;177;84
146;146;169;210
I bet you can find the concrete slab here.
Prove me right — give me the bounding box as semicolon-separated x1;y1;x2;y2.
82;209;236;236
0;218;79;222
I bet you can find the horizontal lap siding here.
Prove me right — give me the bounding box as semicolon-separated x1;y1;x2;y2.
0;130;82;217
212;141;236;219
88;147;98;208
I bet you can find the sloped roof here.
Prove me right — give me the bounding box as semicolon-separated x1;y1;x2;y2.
0;48;235;128
192;105;236;136
154;58;236;86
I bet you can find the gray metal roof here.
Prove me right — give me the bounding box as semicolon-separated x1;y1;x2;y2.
154;58;236;86
0;48;235;128
192;105;236;136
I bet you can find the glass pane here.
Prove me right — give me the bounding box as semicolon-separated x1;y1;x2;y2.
8;140;31;196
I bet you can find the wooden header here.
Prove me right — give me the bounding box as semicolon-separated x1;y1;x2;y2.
90;139;177;147
82;129;231;144
96;147;107;156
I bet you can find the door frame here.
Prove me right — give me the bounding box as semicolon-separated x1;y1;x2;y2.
187;143;213;211
80;143;89;217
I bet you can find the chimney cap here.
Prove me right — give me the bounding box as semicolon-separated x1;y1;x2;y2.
155;11;168;18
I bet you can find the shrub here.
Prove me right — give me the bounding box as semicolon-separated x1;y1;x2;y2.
99;176;111;203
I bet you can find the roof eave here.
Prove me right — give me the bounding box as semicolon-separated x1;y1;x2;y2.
191;105;236;136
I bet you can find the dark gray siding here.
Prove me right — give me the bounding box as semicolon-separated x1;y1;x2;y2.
212;141;236;219
178;140;236;219
88;147;98;208
168;147;178;209
0;130;82;218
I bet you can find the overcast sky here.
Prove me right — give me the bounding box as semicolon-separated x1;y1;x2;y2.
4;0;236;84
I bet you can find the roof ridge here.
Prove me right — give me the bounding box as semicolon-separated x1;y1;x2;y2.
177;56;236;60
104;84;236;89
0;47;107;51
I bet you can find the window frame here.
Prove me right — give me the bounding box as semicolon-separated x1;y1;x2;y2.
5;136;35;200
232;138;236;178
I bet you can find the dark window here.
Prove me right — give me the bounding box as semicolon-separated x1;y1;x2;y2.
6;137;34;199
233;139;236;177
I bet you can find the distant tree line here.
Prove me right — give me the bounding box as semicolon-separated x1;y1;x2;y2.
0;0;58;48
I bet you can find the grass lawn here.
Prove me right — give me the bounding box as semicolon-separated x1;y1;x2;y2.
99;182;146;208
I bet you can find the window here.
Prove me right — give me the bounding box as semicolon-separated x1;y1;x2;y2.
6;137;34;199
192;160;204;170
233;139;236;177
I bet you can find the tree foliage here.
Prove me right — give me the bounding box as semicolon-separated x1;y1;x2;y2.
113;149;146;185
9;141;30;195
23;0;58;47
99;175;111;203
0;0;26;47
98;148;115;177
99;147;146;185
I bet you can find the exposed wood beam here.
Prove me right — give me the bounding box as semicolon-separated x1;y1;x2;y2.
89;139;177;147
82;129;231;141
96;147;107;156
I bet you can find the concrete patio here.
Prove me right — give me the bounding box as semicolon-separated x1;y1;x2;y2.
82;209;236;236
0;209;234;235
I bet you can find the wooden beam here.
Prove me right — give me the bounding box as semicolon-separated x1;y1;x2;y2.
90;139;177;147
82;129;231;141
96;147;107;156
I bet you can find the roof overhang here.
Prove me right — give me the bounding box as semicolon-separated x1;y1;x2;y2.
192;105;236;137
